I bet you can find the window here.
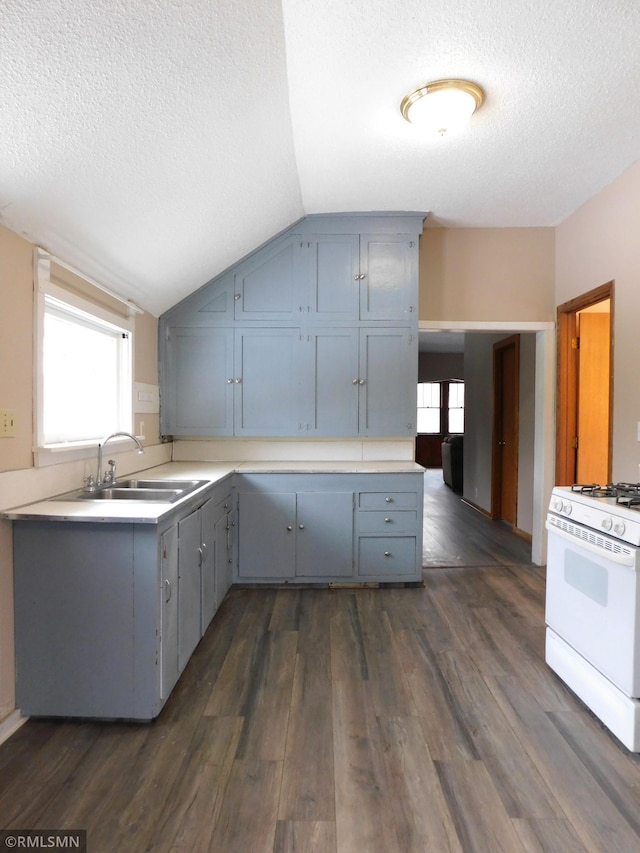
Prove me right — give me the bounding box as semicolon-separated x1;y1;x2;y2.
417;380;464;434
417;382;441;433
35;253;134;456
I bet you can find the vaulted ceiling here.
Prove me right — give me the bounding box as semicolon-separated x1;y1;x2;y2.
2;0;640;316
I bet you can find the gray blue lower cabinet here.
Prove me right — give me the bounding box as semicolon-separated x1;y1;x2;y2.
13;480;234;720
236;472;423;583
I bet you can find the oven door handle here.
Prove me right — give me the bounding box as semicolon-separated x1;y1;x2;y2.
546;518;636;568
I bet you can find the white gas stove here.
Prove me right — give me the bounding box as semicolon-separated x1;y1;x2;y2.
545;483;640;751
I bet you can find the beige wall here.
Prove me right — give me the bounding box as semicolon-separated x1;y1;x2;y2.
0;223;163;723
0;228;34;472
556;158;640;481
420;226;556;322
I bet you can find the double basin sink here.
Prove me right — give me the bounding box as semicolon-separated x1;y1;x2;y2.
56;479;209;504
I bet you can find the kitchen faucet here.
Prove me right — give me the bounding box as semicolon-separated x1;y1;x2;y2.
89;432;144;489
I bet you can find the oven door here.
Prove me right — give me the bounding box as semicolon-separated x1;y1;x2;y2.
545;515;640;697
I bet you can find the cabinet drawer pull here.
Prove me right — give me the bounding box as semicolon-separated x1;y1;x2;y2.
385;517;392;523
385;497;392;503
384;551;391;557
165;579;172;603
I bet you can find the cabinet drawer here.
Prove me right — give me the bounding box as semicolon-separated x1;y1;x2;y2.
358;510;418;534
358;491;418;510
357;537;417;576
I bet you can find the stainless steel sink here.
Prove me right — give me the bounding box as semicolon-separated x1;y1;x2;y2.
79;487;184;502
114;479;203;491
54;478;209;503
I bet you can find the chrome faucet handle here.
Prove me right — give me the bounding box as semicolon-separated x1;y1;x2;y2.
83;475;96;492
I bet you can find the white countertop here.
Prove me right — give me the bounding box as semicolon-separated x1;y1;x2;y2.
2;460;424;524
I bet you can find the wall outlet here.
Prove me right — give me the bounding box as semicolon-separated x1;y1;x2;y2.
0;409;16;437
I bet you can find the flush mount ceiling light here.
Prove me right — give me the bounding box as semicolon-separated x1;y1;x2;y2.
400;79;484;135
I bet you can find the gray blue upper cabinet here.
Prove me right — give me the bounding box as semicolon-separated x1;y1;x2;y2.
159;213;426;438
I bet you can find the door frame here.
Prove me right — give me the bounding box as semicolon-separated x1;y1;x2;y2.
491;335;520;524
556;282;614;486
419;320;555;567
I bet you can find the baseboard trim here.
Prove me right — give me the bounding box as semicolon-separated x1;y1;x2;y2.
0;709;27;747
461;498;491;518
513;525;533;543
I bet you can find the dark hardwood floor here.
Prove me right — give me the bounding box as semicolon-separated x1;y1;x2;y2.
2;471;640;851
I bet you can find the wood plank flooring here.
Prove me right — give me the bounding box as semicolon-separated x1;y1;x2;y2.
2;471;640;851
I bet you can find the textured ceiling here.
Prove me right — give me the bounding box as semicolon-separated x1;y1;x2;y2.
2;0;640;315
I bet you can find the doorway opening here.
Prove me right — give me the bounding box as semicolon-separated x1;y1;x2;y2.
556;282;613;486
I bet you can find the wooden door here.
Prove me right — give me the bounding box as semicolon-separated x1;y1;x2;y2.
576;313;610;485
556;284;613;486
492;336;519;525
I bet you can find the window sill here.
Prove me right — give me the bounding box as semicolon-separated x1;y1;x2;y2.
34;438;141;468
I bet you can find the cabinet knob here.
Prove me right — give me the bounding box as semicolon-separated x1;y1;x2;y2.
384;551;391;557
286;525;293;531
352;378;358;385
385;497;392;503
358;379;365;385
385;517;392;523
234;293;241;301
235;378;242;384
227;378;233;384
299;523;305;530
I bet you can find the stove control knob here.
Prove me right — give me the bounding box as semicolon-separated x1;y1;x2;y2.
562;501;572;516
601;516;613;532
552;498;564;512
613;520;626;537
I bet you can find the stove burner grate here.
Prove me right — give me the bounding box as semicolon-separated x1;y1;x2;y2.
571;482;640;500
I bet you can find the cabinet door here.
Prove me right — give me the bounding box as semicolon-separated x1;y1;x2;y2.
238;492;296;578
234;235;299;320
200;497;217;634
178;509;203;672
359;328;417;436
214;507;231;601
303;328;359;435
301;235;360;319
295;492;354;577
160;524;179;700
234;328;302;435
359;235;418;321
162;326;234;436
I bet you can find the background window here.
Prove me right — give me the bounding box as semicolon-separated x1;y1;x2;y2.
417;380;464;434
417;382;441;433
